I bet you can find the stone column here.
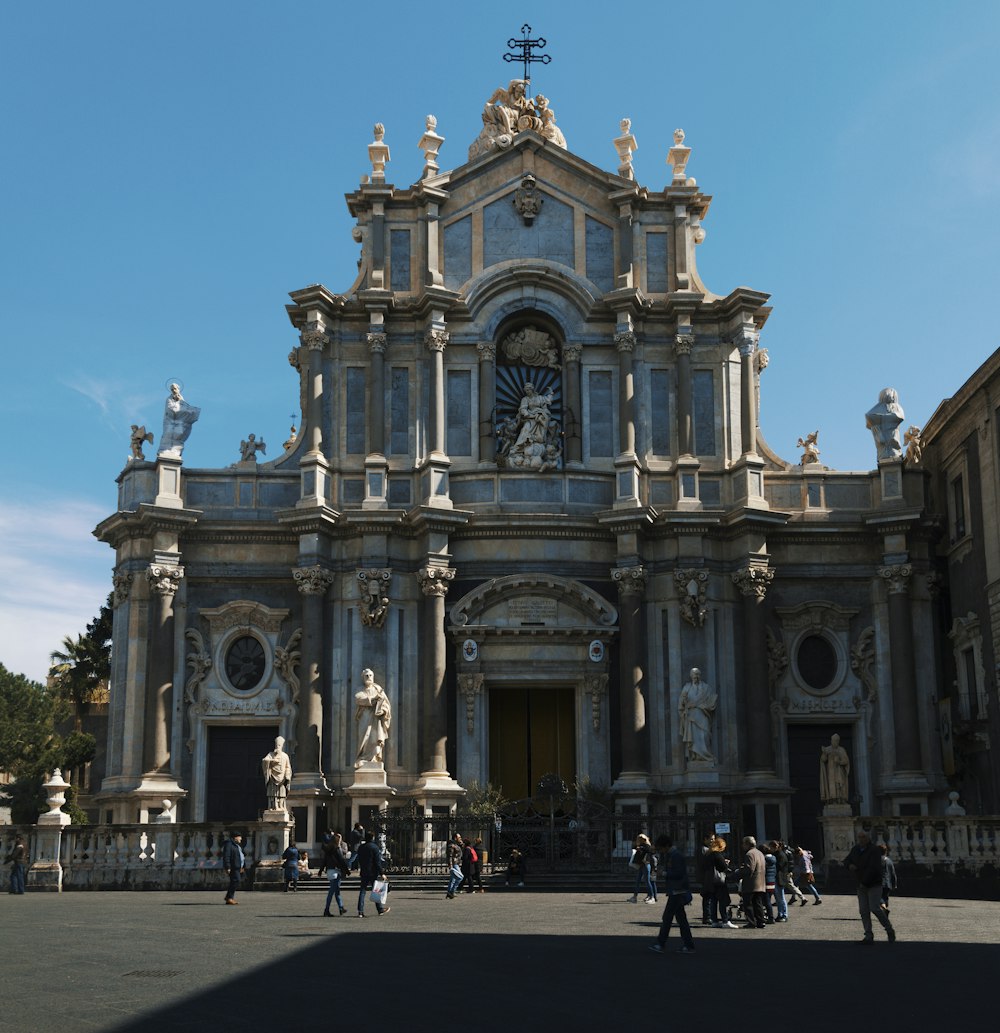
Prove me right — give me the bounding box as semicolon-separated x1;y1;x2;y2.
612;565;649;776
733;565;775;772
563;343;582;464
880;564;923;772
292;565;334;777
417;565;456;779
301;322;328;455
426;328;449;457
615;331;636;457
367;330;387;457
675;332;694;456
477;341;496;462
735;327;759;457
144;563;183;774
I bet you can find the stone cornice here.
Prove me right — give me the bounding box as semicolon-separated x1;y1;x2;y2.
94;505;202;548
275;506;343;535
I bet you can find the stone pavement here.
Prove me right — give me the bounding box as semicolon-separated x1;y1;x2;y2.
1;887;997;1032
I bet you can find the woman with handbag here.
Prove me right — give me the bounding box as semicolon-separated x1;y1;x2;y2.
628;833;658;904
794;845;823;905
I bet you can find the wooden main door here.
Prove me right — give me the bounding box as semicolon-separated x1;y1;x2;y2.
489;687;576;801
206;725;280;822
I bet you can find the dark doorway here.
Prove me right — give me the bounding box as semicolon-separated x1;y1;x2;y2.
206;725;279;822
787;723;853;861
489;687;575;800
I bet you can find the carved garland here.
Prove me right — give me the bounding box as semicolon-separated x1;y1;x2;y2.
458;673;485;733
674;569;708;627
357;568;392;628
585;673;609;732
112;571;133;606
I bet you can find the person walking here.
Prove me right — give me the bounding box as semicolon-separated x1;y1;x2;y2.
348;822;365;868
7;834;26;895
628;833;658;904
794;845;823;905
778;841;806;906
844;831;896;944
281;843;300;892
697;834;719;924
739;836;767;929
460;836;477;894
354;831;389;917
706;836;736;928
222;832;245;905
879;843;898;913
322;832;350;916
648;834;696;954
471;836;486;892
763;841;780;922
445;834;464;898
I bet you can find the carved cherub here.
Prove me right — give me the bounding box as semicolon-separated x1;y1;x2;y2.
903;425;923;466
239;433;267;463
797;430;821;465
129;424;154;461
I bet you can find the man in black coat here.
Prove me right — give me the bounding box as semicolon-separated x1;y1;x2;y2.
844;830;896;944
222;832;245;904
353;831;389;917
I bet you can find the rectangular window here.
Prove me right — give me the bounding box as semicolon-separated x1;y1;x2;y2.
951;474;966;540
693;370;716;456
650;369;671;454
390;367;409;456
588;371;614;457
346;368;366;454
446;369;472;457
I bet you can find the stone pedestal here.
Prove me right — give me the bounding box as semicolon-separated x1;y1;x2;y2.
254;813;294;890
346;764;398;823
287;777;333;851
683;762;721;787
28;769;72;891
818;804;855;861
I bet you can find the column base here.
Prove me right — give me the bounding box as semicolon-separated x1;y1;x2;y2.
611;771;651;794
363;454;389;510
413;771;465;797
731;454;769;510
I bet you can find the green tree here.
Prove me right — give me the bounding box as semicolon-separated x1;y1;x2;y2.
48;591;112;730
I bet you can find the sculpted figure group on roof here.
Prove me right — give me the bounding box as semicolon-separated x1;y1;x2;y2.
469;79;567;159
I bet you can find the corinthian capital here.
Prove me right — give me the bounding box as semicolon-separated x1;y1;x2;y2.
366;332;387;354
733;327;759;358
611;565;647;597
614;331;636;353
424;328;449;353
293;564;335;596
674;332;694;356
417;565;455;597
879;564;912;594
146;564;184;597
476;341;496;362
562;343;582;363
732;565;774;598
300;320;329;352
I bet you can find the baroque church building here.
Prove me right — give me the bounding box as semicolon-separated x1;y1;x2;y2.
95;79;948;852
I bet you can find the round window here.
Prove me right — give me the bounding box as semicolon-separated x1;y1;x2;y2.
225;636;266;692
797;634;837;691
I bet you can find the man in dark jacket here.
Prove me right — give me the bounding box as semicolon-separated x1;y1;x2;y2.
222;832;245;905
353;831;389;917
7;834;26;895
648;835;695;954
739;836;767;928
844;830;896;944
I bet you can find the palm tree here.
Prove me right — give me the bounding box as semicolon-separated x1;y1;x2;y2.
48;593;112;730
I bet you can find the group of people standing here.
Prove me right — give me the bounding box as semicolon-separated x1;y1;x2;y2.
445;834;487;897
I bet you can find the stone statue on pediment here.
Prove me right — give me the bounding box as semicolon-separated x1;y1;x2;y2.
238;433;267;463
865;387;904;462
129;424;153;461
469;81;568;160
159;383;200;457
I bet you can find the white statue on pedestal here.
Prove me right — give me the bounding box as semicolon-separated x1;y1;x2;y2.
261;735;292;812
159;382;201;457
355;668;392;768
679;668;717;763
819;733;851;804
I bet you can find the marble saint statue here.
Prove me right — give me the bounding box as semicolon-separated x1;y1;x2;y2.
865;387;904;462
355;668;392;768
819;733;851;804
261;735;292;812
159;382;201;457
679;667;718;763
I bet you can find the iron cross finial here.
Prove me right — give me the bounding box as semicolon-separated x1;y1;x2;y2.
503;23;551;84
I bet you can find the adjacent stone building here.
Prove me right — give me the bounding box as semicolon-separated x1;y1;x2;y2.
93;81;954;853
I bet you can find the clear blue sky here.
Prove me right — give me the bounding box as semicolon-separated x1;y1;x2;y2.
2;1;999;682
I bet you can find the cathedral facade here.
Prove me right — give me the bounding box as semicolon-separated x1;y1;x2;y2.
94;83;949;850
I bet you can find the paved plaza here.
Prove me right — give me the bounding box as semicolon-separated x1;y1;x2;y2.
1;887;997;1031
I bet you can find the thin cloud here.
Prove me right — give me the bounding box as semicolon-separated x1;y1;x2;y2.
0;498;114;683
